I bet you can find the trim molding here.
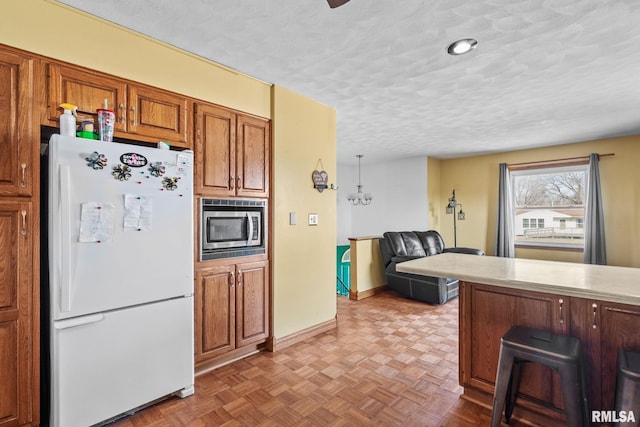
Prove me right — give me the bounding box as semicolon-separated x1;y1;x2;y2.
349;284;388;301
270;318;337;352
195;344;263;376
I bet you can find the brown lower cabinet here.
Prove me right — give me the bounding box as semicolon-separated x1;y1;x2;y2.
459;281;640;425
0;200;35;426
195;260;270;367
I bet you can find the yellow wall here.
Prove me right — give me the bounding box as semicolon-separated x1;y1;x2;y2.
1;2;338;339
1;0;270;118
271;86;337;338
434;135;640;267
349;238;386;297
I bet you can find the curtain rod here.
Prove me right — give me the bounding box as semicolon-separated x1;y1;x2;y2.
508;153;615;168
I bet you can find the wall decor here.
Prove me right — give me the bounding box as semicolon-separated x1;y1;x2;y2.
312;158;336;192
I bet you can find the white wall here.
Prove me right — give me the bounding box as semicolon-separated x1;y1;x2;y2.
337;157;428;243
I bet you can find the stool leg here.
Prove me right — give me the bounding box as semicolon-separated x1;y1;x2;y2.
505;360;523;423
491;348;515;427
558;365;589;427
578;361;590;427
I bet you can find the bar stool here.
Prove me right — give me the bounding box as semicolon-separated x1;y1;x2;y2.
490;326;589;427
614;349;640;425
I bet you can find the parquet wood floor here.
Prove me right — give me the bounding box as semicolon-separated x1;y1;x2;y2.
110;291;501;426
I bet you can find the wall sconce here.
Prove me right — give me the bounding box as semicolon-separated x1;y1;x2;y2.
446;189;465;246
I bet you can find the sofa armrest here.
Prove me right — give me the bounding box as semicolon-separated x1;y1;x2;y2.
443;247;485;256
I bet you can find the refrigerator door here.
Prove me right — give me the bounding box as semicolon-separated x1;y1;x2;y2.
48;135;194;320
51;297;194;427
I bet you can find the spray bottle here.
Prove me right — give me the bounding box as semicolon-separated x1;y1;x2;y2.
59;103;77;137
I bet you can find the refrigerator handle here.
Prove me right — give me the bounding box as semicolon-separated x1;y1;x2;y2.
247;212;253;246
59;165;72;313
54;313;105;330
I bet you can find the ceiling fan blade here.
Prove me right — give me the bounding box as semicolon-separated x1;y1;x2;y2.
327;0;350;8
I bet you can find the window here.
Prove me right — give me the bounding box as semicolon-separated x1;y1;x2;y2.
523;218;544;229
511;163;588;249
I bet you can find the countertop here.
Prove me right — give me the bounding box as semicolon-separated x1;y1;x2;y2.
396;253;640;306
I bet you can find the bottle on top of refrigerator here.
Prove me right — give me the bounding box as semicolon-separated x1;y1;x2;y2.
59;103;77;137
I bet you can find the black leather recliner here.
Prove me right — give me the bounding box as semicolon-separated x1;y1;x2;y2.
379;230;485;305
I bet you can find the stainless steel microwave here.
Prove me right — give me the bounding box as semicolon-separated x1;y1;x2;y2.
200;198;266;260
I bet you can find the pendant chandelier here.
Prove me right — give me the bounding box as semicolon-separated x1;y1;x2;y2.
347;154;373;206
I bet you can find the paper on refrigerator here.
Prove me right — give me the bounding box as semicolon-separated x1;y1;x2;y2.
123;194;152;232
79;202;115;242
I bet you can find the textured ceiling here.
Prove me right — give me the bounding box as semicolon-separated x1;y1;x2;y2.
58;0;640;164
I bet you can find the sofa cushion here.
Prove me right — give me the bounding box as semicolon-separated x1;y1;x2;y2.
414;231;445;256
384;232;426;257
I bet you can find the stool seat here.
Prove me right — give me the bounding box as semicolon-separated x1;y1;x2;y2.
614;349;640;426
490;326;589;427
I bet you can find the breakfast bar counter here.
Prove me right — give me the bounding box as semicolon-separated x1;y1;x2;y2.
396;253;640;306
397;253;640;425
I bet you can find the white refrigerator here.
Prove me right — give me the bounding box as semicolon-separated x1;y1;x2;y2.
47;135;195;427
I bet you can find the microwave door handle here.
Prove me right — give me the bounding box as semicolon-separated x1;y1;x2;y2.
247;212;253;246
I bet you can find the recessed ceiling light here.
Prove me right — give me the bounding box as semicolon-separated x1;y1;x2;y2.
447;38;478;55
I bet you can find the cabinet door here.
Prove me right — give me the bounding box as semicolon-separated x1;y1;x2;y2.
0;201;34;425
568;297;602;412
236;114;270;198
128;85;189;147
0;49;33;197
236;260;269;347
460;282;567;409
48;63;127;133
195;266;236;362
597;300;640;411
194;103;236;197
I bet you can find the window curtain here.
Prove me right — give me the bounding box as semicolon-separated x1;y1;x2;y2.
583;153;606;265
495;163;515;257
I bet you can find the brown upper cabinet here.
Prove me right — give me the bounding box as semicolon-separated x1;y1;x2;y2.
236;114;270;198
0;49;34;197
195;103;270;198
127;84;189;145
46;63;190;148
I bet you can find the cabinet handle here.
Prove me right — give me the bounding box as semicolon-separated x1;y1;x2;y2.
118;103;125;124
592;303;598;329
21;210;27;235
237;176;242;189
20;163;27;188
237;270;242;286
130;105;136;126
229;176;235;190
229;272;235;287
559;298;564;324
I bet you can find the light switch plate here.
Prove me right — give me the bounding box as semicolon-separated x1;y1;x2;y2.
308;213;318;226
